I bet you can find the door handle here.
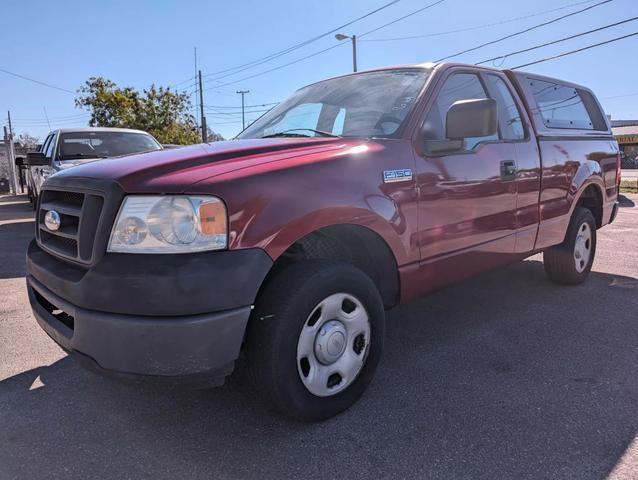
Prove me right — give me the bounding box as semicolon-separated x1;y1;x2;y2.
500;160;516;181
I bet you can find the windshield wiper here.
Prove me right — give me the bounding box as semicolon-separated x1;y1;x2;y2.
59;153;108;160
261;128;340;138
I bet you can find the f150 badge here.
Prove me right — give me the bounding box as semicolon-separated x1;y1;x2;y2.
383;169;413;183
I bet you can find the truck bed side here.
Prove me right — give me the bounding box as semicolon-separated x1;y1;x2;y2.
505;70;619;250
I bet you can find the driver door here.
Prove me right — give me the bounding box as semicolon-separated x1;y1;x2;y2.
33;132;56;195
413;69;519;275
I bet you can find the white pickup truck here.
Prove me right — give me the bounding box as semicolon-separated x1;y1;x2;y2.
26;127;162;205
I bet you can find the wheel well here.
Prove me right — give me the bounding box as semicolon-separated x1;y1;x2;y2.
268;225;400;309
576;184;603;228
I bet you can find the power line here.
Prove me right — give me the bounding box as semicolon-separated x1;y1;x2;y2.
204;109;270;115
203;0;401;81
601;92;638;99
435;0;613;62
207;119;250;125
204;0;446;90
0;67;77;95
476;16;638;65
204;102;279;109
10;116;92;126
9;120;91;128
9;112;90;121
355;0;445;38
512;30;638;69
168;75;196;89
204;44;345;90
361;0;599;42
9;119;91;129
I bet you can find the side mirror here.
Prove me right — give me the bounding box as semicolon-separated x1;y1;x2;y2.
26;152;50;166
446;98;497;140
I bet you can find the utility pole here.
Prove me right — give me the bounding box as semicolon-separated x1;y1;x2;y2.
7;110;13;137
194;47;199;130
198;70;207;142
236;90;250;130
4;111;18;195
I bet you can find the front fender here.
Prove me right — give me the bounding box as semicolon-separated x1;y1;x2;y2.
190;138;420;266
232;204;410;265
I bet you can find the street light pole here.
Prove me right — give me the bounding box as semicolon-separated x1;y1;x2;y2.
236;90;250;130
335;33;357;73
351;35;357;72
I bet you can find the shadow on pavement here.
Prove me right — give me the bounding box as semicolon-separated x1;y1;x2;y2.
0;196;35;279
618;194;635;208
0;221;35;279
1;260;636;479
0;195;34;222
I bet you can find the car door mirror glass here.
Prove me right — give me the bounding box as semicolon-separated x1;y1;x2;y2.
446;98;497;140
26;152;49;166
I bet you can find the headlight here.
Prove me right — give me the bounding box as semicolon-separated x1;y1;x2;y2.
108;195;227;253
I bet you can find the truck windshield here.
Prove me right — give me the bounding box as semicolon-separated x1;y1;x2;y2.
58;132;161;161
237;69;430;139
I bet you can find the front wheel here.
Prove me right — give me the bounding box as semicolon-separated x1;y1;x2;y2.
543;207;597;285
245;260;385;422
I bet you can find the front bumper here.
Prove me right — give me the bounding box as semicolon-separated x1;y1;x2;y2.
26;241;273;380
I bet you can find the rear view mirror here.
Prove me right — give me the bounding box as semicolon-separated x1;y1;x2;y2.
26;152;49;166
446;98;497;140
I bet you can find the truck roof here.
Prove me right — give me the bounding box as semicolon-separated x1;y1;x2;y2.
308;61;594;96
51;127;153;135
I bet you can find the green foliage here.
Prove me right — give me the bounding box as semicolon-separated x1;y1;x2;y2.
75;77;200;145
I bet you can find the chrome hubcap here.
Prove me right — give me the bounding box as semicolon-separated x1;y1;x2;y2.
315;320;347;364
574;222;592;273
296;293;371;397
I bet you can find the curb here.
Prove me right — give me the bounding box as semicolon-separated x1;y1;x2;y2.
620;179;638;193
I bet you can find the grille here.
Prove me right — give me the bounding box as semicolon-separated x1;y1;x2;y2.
33;290;75;331
37;188;104;264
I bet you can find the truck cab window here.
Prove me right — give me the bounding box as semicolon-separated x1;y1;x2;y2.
40;134;53;156
44;134;56;160
528;78;594;130
423;73;498;152
485;75;525;140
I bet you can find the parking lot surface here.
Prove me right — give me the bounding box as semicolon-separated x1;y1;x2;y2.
1;194;637;480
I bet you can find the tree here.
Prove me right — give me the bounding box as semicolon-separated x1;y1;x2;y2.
15;133;39;150
75;77;200;145
206;127;225;142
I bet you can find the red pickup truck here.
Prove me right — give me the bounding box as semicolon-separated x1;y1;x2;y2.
27;63;620;421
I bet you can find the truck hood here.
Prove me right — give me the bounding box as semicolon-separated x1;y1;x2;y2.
48;137;355;193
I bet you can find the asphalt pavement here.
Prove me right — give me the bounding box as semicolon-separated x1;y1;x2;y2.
1;193;637;480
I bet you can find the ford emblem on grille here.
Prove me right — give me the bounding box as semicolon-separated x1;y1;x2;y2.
44;210;61;231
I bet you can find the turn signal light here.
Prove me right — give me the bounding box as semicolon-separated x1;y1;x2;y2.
199;200;227;236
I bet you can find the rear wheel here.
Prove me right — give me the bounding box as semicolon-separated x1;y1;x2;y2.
245;260;385;422
543;207;597;285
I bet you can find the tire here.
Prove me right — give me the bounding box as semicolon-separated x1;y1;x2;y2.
543;207;597;285
245;259;385;422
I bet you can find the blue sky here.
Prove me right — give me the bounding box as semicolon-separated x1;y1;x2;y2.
1;0;637;141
